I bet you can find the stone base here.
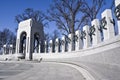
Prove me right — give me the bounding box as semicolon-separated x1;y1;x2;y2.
25;53;30;60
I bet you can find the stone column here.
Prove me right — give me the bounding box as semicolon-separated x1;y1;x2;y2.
49;40;53;53
15;38;20;60
25;36;31;60
3;45;6;55
83;25;91;49
45;41;48;53
101;9;115;40
15;39;19;53
45;41;47;53
25;37;29;53
61;36;66;52
38;43;41;53
115;0;120;34
75;30;83;50
55;38;60;53
68;34;72;52
91;19;101;46
3;47;5;55
9;45;13;54
23;44;26;55
15;39;18;53
25;38;28;53
15;30;20;54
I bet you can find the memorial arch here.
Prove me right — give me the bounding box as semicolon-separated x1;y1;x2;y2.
15;19;44;60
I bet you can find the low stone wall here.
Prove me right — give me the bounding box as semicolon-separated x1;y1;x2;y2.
0;54;15;61
79;47;120;65
33;35;120;65
78;35;120;65
1;35;120;67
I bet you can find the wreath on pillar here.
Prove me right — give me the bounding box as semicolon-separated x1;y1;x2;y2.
74;35;78;42
49;43;52;48
55;42;58;46
60;40;65;45
66;37;71;43
100;17;107;30
80;30;86;40
114;4;120;20
44;42;47;46
88;25;96;42
89;25;96;36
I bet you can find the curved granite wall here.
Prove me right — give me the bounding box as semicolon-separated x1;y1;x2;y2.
33;35;120;66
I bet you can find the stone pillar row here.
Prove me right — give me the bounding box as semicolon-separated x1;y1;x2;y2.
37;6;120;53
3;44;13;55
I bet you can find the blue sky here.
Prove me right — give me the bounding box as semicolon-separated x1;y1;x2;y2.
0;0;114;35
0;0;56;34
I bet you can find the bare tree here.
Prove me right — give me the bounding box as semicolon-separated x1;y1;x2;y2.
15;8;48;38
47;0;94;50
44;33;51;42
52;30;60;41
47;0;112;35
44;30;60;52
80;0;105;25
51;30;60;52
0;29;16;51
44;30;60;42
47;0;85;35
15;8;47;26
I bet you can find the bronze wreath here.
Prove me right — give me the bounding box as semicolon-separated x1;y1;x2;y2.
100;17;107;30
81;30;86;40
114;4;120;20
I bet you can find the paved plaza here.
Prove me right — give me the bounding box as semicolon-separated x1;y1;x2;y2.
0;61;85;80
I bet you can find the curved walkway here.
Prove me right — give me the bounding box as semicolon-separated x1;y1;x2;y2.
0;61;94;80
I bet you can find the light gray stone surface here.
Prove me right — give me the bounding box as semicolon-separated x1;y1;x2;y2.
43;48;120;80
43;58;120;80
0;61;85;80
